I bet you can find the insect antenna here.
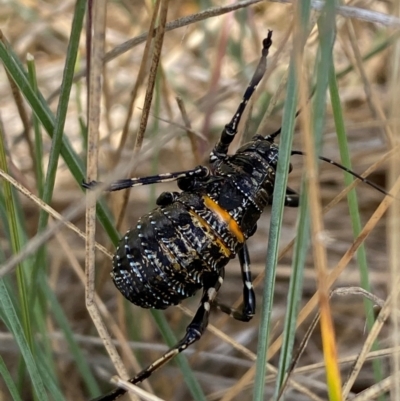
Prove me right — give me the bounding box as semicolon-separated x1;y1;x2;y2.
265;109;302;142
291;150;392;198
263;98;391;198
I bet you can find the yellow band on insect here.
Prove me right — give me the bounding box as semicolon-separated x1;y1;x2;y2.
188;210;232;257
203;196;245;243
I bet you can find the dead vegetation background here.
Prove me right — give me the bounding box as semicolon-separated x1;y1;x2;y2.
0;1;399;401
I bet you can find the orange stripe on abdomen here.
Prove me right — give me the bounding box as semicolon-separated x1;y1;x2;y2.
202;196;245;243
187;209;232;257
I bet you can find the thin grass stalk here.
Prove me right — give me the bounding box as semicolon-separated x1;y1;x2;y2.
26;52;62;382
252;43;299;401
274;180;309;400
0;116;35;390
328;60;385;394
4;66;34;166
85;0;132;395
26;54;44;197
117;0;160;158
388;4;400;398
273;33;332;388
115;0;162;234
297;2;342;399
73;51;87;158
314;7;343;401
32;0;87;291
134;0;167;153
149;64;162;211
274;3;337;399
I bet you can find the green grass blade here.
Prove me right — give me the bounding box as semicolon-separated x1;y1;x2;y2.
0;37;119;245
26;4;87;385
42;281;101;396
26;54;44;196
0;106;35;388
0;354;23;401
273;3;338;398
37;0;86;219
328;58;385;391
0;279;47;400
26;52;62;386
253;5;313;399
253;53;299;401
35;350;65;401
32;0;86;285
274;182;309;395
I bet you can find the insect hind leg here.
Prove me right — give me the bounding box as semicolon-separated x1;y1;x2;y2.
214;244;255;322
92;272;224;401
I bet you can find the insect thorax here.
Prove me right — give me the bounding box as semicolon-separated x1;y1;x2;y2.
211;135;279;235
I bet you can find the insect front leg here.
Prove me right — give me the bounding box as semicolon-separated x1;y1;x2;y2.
82;166;209;192
215;244;256;322
209;31;273;164
93;272;224;401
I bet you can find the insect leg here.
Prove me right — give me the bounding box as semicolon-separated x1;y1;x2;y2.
215;244;255;322
285;187;300;207
92;273;224;401
210;31;273;163
82;165;209;192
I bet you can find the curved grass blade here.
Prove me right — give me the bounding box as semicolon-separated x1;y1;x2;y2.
0;280;47;400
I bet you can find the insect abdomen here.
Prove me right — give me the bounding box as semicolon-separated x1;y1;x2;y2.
112;192;243;309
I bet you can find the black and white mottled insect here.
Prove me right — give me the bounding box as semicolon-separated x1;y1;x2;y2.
84;31;390;401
